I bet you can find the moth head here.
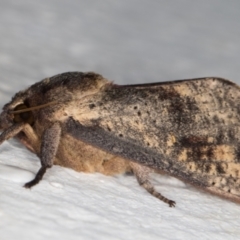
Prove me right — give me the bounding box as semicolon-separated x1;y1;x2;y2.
12;103;34;125
0;101;32;130
0;100;56;130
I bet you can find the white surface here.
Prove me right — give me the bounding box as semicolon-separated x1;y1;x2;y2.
0;1;240;239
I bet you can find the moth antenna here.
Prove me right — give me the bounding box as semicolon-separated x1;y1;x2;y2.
9;101;58;114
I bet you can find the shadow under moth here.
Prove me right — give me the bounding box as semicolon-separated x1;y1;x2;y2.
1;72;240;207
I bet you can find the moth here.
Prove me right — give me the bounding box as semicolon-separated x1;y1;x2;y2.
1;72;240;207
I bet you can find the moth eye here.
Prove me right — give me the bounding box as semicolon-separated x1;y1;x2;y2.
13;104;34;125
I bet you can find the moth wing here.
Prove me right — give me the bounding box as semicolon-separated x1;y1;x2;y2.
66;77;240;203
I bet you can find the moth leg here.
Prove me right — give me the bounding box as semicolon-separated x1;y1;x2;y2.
24;122;61;188
0;122;25;145
130;162;176;207
21;123;40;152
0;122;40;152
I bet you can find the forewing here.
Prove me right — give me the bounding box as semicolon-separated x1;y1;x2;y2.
66;77;240;202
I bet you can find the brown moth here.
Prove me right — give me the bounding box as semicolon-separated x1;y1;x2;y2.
1;72;240;207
